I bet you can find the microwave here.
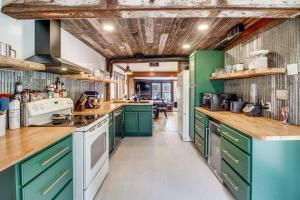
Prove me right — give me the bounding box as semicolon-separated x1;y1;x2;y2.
201;93;237;111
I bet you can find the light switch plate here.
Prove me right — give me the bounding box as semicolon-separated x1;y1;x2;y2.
276;90;289;100
287;63;299;75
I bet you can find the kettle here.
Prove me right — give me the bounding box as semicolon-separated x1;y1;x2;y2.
230;98;246;113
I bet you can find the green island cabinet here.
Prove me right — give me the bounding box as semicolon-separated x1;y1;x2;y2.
0;135;73;200
124;105;153;137
189;50;224;141
194;109;209;157
220;124;300;200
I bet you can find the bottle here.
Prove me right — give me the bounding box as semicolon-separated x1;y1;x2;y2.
55;77;61;91
9;96;20;129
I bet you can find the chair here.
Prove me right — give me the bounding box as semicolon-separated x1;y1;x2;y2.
156;100;168;119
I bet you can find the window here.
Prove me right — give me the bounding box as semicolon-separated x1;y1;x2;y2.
162;83;172;102
151;83;161;100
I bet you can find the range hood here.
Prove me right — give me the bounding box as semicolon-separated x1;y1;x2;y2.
26;20;92;75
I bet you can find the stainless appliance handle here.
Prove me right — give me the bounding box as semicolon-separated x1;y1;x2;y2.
114;110;123;117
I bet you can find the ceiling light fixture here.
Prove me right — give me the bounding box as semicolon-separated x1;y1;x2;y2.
149;68;154;71
124;64;133;75
61;67;68;71
103;24;114;32
182;44;191;49
198;24;209;31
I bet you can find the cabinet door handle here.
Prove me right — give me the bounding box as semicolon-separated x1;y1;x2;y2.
222;149;239;164
222;172;239;191
222;131;239;142
42;147;69;166
42;169;69;195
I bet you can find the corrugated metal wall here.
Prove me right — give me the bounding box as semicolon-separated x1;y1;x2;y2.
225;19;300;125
0;69;105;102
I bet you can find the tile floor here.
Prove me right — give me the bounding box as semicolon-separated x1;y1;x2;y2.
95;112;233;200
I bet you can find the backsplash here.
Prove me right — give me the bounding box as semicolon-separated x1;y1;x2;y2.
225;19;300;125
0;69;105;102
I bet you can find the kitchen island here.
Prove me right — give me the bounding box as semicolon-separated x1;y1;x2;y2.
195;107;300;200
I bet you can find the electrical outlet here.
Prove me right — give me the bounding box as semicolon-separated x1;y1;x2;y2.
276;90;289;100
266;102;272;112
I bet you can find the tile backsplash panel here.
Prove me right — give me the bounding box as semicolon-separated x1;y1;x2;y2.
0;69;105;102
225;19;300;125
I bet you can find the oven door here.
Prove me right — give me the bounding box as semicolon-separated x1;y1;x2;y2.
83;118;109;189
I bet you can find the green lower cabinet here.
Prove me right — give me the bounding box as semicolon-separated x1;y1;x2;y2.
0;136;73;200
221;160;251;200
22;153;72;200
124;106;153;137
54;180;73;200
124;111;139;135
138;112;153;136
194;110;208;157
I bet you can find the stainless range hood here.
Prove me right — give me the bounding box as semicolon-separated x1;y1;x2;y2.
26;20;92;75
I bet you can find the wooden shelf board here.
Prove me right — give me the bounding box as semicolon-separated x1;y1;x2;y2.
63;74;117;83
209;68;286;80
0;55;45;71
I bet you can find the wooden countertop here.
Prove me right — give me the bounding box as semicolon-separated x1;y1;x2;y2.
73;101;153;116
0;127;75;172
196;107;300;141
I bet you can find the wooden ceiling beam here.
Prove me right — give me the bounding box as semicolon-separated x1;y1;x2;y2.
127;71;178;78
2;0;300;19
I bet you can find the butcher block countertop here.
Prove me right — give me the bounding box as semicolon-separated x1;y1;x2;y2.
73;100;153;116
0;127;75;172
196;107;300;141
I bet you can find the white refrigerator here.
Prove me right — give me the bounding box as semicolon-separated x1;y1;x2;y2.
177;70;191;141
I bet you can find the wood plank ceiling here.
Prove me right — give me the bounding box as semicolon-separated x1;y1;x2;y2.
62;18;258;58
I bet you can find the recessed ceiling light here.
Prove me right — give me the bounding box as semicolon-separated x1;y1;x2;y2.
61;67;68;71
103;24;114;32
149;68;154;71
198;24;208;31
182;44;191;49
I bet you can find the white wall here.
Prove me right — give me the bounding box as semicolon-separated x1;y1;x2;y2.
0;0;35;59
61;29;106;71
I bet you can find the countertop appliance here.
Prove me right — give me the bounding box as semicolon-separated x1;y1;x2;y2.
113;107;123;150
25;98;109;200
243;103;262;117
201;93;237;111
177;70;191;141
230;99;246;113
208;120;222;182
84;91;100;109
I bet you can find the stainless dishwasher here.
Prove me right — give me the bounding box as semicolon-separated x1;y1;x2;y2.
208;120;222;182
113;108;123;149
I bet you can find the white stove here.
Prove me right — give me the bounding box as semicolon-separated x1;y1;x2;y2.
25;98;109;200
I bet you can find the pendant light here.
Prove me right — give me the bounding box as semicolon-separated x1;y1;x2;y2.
124;64;132;75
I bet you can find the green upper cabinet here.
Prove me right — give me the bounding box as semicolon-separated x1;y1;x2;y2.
189;50;224;141
124;111;139;134
138;112;152;136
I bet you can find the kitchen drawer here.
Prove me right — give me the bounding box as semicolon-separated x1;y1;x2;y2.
22;152;73;200
124;105;152;112
221;160;250;200
195;132;206;156
221;124;251;154
21;136;72;186
195;119;205;139
221;138;251;183
54;180;73;200
195;110;207;125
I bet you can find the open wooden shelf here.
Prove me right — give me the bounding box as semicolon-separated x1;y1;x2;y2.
0;55;45;71
63;74;117;83
209;68;286;80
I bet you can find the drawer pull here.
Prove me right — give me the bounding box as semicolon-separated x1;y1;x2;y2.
42;169;69;195
223;172;239;191
223;131;239;142
222;149;239;164
42;147;69;166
